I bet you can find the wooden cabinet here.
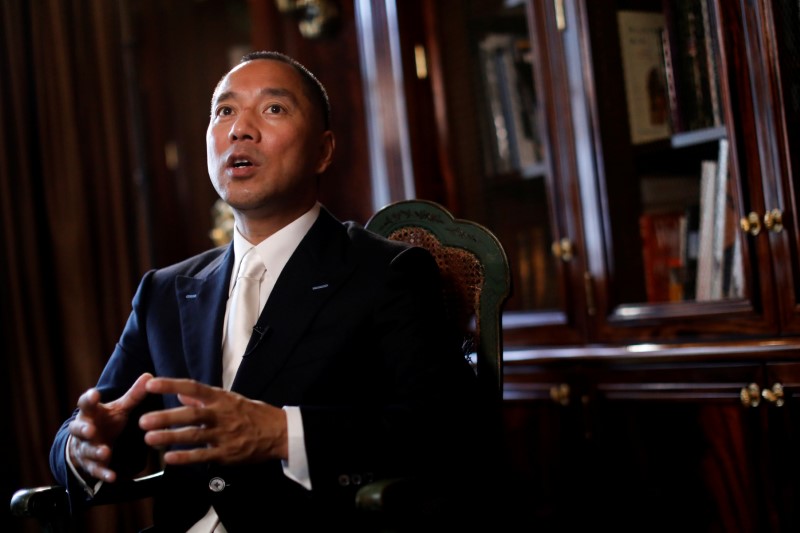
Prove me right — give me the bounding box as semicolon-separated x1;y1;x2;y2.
761;361;800;531
504;348;800;531
387;0;800;530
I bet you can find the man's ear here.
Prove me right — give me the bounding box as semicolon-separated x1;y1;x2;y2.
315;130;335;174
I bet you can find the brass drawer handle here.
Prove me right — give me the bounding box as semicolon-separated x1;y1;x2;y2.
764;209;784;233
762;382;785;407
550;383;570;406
740;212;761;236
740;383;760;407
551;238;573;262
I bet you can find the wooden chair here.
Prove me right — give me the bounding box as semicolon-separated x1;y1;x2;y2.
11;200;511;532
356;199;511;527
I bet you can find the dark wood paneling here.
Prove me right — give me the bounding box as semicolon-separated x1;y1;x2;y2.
132;0;249;268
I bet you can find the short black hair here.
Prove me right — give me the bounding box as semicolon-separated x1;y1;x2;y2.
239;51;331;130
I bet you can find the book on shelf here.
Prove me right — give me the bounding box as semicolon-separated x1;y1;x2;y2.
695;157;718;300
681;203;700;300
662;0;722;133
617;10;672;144
699;0;722;126
718;144;744;298
638;174;703;301
695;139;741;300
660;27;682;132
709;138;730;297
478;33;545;177
640;210;686;302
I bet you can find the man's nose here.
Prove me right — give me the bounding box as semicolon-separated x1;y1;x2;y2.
229;111;260;142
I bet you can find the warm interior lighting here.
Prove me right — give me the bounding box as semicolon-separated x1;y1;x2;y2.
275;0;303;14
273;0;340;39
414;45;428;79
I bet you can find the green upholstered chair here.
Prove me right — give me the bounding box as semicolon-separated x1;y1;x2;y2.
357;199;511;528
11;200;511;532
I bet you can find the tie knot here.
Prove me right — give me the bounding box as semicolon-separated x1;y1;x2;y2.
238;249;266;281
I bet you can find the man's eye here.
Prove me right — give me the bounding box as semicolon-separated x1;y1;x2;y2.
266;104;284;114
215;106;233;117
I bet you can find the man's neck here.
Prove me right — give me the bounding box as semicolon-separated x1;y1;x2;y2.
234;202;318;245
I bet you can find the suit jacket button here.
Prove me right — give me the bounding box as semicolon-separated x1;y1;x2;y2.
351;474;362;486
209;477;226;492
338;474;350;487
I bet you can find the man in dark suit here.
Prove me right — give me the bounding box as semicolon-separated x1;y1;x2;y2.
50;51;482;531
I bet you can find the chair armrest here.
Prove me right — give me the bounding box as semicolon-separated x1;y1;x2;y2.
89;470;163;505
11;471;164;520
355;476;444;515
355;477;405;512
10;484;69;519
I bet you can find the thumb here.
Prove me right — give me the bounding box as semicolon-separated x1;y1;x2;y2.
116;373;154;412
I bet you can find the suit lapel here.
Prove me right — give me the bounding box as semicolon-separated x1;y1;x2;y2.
231;209;356;399
176;246;233;388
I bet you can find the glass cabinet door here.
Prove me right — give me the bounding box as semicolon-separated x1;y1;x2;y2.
766;0;800;333
565;0;777;341
402;0;587;345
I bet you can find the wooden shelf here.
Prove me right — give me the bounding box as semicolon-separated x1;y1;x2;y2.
670;125;727;148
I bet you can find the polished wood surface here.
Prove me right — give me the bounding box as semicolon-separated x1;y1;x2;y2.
399;0;800;531
503;340;800;532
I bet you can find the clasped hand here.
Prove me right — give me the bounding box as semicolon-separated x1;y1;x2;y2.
68;373;288;483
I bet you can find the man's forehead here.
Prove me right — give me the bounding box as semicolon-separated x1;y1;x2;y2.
218;60;297;89
213;60;302;101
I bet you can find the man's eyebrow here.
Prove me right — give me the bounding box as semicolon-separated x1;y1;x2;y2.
211;87;299;108
259;87;299;105
213;90;235;106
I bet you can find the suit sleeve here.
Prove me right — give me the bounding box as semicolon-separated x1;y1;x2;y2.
50;271;161;502
300;245;483;495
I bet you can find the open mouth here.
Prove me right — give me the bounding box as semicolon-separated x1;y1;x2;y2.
232;159;253;168
225;153;259;174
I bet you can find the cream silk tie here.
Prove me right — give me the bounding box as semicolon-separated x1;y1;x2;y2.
222;248;266;390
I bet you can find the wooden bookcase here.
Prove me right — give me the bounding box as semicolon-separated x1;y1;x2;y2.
389;0;800;530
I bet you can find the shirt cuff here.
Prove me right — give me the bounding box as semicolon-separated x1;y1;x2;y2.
65;435;103;497
281;406;311;491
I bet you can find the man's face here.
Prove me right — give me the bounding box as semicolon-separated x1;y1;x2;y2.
206;59;333;219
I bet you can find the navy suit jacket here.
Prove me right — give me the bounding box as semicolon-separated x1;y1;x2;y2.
50;207;481;531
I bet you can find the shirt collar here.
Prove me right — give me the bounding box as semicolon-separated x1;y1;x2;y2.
230;202;321;293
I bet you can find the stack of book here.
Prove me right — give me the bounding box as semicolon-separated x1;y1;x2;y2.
617;0;723;145
638;139;743;303
478;33;546;177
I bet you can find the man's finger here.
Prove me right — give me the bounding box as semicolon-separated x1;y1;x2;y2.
79;440;110;463
76;388;102;415
68;419;95;440
70;438;117;482
139;405;212;431
162;447;218;465
177;393;204;408
146;377;218;400
116;372;154;411
84;460;117;483
144;425;209;448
